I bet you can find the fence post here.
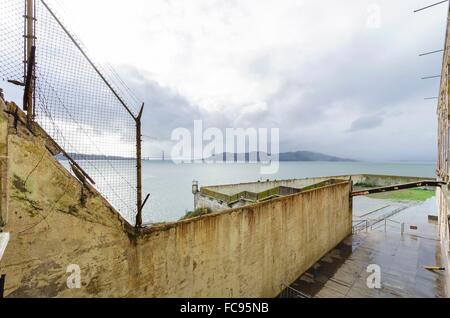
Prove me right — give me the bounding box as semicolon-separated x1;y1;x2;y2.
135;104;144;228
24;0;35;124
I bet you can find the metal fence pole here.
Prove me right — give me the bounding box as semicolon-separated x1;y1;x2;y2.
135;104;144;228
24;0;35;124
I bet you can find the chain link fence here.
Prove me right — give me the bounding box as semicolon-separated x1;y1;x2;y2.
1;0;143;224
0;0;25;83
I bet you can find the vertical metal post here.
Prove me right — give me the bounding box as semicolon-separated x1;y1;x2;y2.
25;0;35;124
135;104;144;228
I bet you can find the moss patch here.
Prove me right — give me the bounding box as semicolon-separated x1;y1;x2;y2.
181;208;212;221
79;189;88;208
13;175;29;193
368;189;435;202
11;194;43;217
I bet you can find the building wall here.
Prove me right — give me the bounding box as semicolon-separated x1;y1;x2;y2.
0;102;8;227
436;5;450;294
437;187;450;294
0;98;353;298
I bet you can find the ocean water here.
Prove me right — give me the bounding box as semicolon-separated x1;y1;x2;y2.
141;161;436;223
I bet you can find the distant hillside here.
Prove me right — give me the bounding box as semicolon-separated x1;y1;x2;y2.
279;151;355;162
57;151;355;162
209;151;355;162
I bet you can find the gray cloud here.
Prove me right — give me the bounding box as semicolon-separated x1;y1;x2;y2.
92;0;447;162
348;115;385;132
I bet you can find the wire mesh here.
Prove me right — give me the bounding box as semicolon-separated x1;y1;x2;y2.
0;0;141;224
0;0;25;83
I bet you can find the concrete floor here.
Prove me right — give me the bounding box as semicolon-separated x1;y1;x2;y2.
280;197;449;298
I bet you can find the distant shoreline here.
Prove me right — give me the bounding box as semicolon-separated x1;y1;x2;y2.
57;150;356;162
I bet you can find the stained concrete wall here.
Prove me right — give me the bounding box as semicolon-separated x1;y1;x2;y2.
437;187;450;294
195;192;246;212
203;176;349;196
0;100;137;297
136;181;352;298
0;101;8;227
202;174;432;197
195;174;433;213
436;6;450;292
0;97;352;298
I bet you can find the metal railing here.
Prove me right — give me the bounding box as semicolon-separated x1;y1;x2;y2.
278;285;311;298
353;218;406;235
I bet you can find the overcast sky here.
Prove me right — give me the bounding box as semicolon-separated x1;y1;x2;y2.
46;0;447;161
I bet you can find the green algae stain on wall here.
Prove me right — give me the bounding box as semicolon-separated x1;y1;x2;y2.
12;175;29;194
11;174;43;218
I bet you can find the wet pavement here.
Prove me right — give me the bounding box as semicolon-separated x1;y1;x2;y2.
280;197;448;298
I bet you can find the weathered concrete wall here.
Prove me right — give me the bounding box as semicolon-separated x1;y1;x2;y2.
0;99;137;297
0;97;352;297
437;187;450;294
436;6;450;291
204;176;349;196
0;102;8;227
195;174;433;213
353;174;434;187
195;192;245;212
136;181;352;298
202;174;432;197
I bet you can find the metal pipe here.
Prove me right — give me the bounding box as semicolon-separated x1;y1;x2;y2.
414;0;449;13
421;75;442;80
419;49;444;56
